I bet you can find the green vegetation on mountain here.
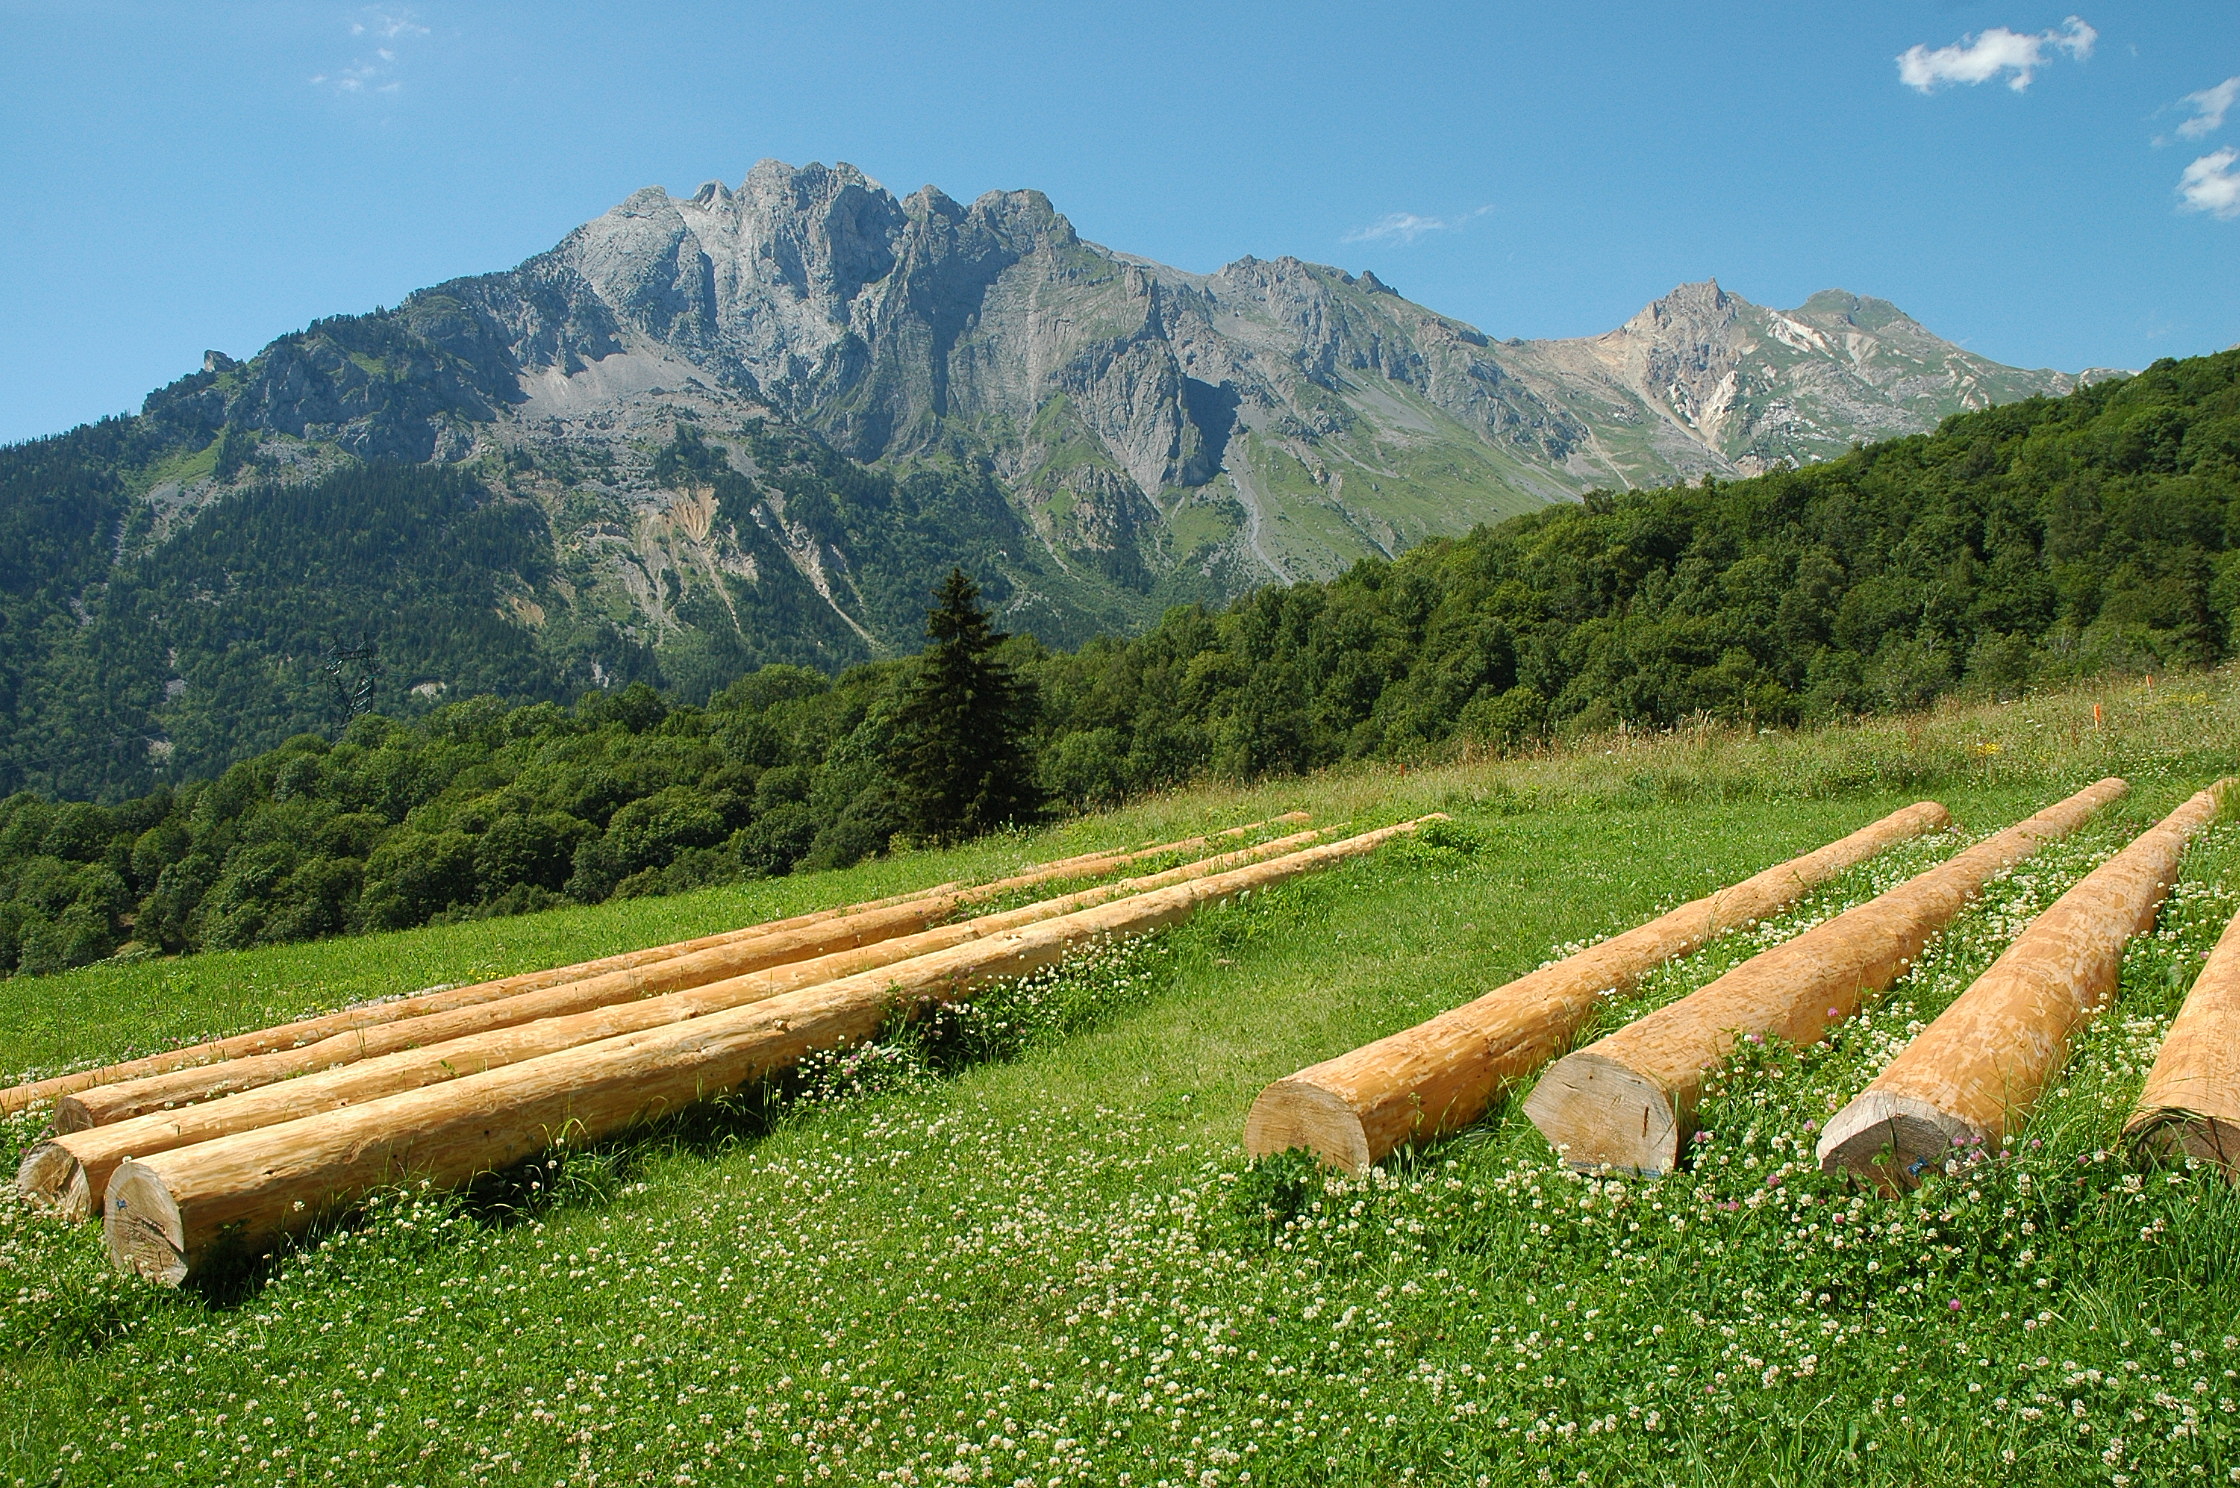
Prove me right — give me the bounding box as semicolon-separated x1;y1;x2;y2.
0;456;590;802
1031;349;2239;795
0;417;1111;804
0;350;2228;977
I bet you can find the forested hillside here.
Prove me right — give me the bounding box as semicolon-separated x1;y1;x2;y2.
0;419;1080;801
1034;349;2238;797
0;349;2228;977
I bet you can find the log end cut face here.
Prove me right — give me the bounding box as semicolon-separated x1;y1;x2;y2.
1243;1078;1373;1173
104;1161;191;1287
51;1093;98;1134
2126;1108;2240;1178
1522;1053;1683;1177
15;1141;89;1220
1817;1090;1988;1195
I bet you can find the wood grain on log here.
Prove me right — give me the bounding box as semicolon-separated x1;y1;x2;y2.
1;813;1305;1117
1818;780;2233;1193
1524;780;2126;1175
1243;801;1954;1171
2125;865;2240;1172
104;817;1431;1284
24;830;1326;1218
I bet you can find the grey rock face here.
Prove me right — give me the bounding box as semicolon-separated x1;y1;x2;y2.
139;160;2089;660
1498;280;2085;480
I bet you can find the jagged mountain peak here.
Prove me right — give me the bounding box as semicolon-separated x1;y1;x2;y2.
1622;277;1735;330
1502;277;2086;479
119;160;2091;687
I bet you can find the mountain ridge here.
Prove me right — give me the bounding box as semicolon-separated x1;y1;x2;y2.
140;160;2098;591
0;158;2116;797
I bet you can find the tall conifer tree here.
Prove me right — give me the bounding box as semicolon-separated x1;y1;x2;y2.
890;569;1040;841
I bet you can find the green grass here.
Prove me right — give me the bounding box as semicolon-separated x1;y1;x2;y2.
140;438;221;493
3;671;2240;1486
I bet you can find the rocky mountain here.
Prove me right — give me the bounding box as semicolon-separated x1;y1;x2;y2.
0;159;2102;797
1498;282;2111;482
141;161;2090;600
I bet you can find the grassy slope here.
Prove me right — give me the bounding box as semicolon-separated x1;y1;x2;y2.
3;671;2239;1486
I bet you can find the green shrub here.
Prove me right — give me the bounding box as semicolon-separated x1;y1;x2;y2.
360;829;478;929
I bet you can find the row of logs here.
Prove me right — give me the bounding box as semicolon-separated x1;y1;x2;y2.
1249;778;2239;1192
0;812;1310;1118
23;824;1328;1220
15;778;2230;1286
8;812;1434;1286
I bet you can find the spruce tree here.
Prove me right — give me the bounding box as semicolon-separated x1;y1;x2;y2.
890;569;1040;842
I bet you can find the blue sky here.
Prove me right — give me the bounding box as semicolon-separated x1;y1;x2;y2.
2;1;2235;444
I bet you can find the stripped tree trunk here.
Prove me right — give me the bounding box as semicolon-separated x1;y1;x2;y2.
1819;781;2232;1192
1524;780;2124;1175
2125;851;2240;1171
1243;801;1954;1171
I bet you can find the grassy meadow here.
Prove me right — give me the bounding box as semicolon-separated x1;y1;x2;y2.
3;670;2240;1486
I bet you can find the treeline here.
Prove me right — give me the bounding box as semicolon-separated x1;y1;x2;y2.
0;570;1031;976
0;348;2231;975
0;669;885;974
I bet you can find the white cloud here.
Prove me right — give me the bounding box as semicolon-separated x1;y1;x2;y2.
351;11;428;40
1897;16;2096;93
314;9;424;95
1342;205;1491;246
2175;76;2240;140
2178;147;2240;219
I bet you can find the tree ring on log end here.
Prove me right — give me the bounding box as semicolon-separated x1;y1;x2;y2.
1816;1091;1985;1194
2127;1108;2240;1176
104;1161;190;1287
1522;1052;1683;1177
15;1142;82;1218
1243;1079;1372;1172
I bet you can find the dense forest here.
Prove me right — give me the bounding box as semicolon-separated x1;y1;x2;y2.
0;348;2230;976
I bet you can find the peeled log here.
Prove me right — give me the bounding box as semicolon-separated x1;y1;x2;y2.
1819;780;2234;1193
0;886;951;1118
56;816;1314;1130
1243;800;1953;1171
24;830;1325;1218
2125;896;2240;1173
1524;779;2126;1175
1;813;1305;1117
104;817;1433;1284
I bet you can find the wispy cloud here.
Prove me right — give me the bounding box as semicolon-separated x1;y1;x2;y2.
312;8;426;95
352;11;428;40
2173;76;2239;140
1342;205;1491;246
2178;147;2240;219
1896;16;2095;93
